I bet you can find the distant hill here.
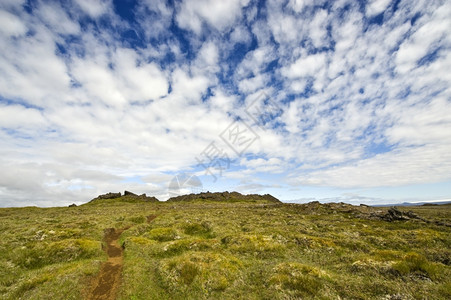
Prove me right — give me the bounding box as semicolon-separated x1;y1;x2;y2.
166;191;281;203
372;200;451;207
87;191;159;204
85;191;281;205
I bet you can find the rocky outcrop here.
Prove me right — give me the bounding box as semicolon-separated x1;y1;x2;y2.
382;207;411;221
95;192;122;200
90;191;159;203
124;190;137;196
167;191;281;203
122;192;159;202
366;207;423;222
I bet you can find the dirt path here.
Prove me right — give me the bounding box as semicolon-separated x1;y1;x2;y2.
86;216;157;300
86;228;125;300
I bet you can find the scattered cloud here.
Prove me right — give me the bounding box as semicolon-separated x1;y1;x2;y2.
0;0;450;206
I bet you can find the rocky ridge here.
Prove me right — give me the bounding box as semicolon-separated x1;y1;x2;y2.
89;191;159;203
166;191;281;203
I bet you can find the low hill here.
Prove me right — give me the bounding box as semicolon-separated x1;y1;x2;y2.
166;191;281;203
87;191;159;204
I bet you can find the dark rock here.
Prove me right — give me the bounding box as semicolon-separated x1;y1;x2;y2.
68;203;77;207
167;191;281;203
95;192;121;200
382;207;410;221
124;190;138;196
89;191;159;203
405;211;420;219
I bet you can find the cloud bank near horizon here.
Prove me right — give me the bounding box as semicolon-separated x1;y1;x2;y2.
0;0;450;206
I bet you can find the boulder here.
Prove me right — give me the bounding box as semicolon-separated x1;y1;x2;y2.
124;190;138;197
382;207;410;221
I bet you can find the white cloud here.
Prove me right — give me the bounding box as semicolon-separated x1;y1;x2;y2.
230;25;252;44
0;0;26;10
208;89;237;112
310;9;329;48
74;0;110;18
238;74;269;93
0;9;27;37
71;59;127;106
366;0;391;17
267;10;301;44
395;2;451;74
281;53;327;78
36;2;80;35
176;0;249;34
251;20;272;46
385;97;451;146
0;0;450;206
332;10;364;53
170;68;210;102
113;48;169;102
138;0;173;39
0;104;46;129
235;45;275;79
293;144;451;188
0;25;72;107
239;157;285;173
193;41;219;72
287;0;312;13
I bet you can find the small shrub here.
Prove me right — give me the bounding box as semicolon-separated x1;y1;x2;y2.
14;239;101;269
269;262;329;297
350;259;394;275
391;252;441;280
127;236;155;246
158;252;242;292
182;221;213;237
157;238;218;257
129;216;146;224
179;261;199;284
147;227;179;242
222;234;285;257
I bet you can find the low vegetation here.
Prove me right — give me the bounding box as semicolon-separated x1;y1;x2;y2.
0;194;450;299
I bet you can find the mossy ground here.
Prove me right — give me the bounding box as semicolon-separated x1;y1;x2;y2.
0;200;450;299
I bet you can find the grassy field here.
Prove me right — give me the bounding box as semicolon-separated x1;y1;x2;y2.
0;195;450;299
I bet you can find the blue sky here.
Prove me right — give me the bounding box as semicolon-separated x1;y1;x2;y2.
0;0;450;206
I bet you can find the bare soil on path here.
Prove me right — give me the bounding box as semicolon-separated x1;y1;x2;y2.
86;228;125;300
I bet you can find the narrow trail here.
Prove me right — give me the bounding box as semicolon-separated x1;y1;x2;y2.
86;228;125;300
86;215;157;300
